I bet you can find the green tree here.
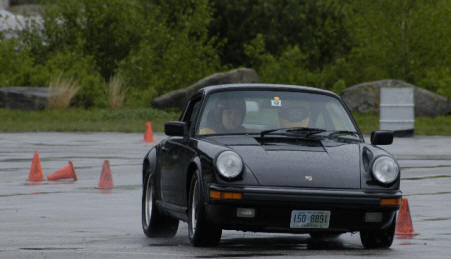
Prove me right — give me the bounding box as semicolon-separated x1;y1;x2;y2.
118;0;222;104
21;0;143;80
210;0;352;69
346;0;451;84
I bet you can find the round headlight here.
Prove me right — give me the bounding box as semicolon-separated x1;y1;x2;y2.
216;151;243;179
372;156;399;184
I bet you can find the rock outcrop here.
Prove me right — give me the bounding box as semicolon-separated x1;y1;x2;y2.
341;80;451;117
0;87;52;110
151;68;259;110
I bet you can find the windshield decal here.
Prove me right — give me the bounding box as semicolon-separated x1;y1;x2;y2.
271;96;282;107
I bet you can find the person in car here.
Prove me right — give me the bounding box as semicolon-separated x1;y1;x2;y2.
199;97;246;134
278;100;310;128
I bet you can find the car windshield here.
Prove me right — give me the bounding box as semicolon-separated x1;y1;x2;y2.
197;90;357;135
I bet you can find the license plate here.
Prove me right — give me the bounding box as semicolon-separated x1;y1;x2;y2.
290;210;330;229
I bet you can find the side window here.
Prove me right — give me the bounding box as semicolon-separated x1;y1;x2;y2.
184;99;202;135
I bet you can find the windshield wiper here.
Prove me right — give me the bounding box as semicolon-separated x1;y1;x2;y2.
260;127;326;138
328;130;359;136
322;130;360;139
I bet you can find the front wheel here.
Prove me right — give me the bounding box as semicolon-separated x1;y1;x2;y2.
142;174;179;237
360;216;396;249
188;173;222;246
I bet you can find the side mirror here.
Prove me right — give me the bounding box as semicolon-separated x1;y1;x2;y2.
371;130;393;145
165;121;186;136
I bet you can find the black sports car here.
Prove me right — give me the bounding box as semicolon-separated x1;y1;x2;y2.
141;84;401;248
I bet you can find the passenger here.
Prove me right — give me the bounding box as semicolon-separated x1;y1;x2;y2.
278;100;310;128
199;97;246;134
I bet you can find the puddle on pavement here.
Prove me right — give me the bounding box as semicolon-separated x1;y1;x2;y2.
97;188;113;194
0;158;34;163
20;247;82;251
395;234;419;240
0;191;64;198
397;157;451;161
216;236;358;252
422;217;450;222
402;175;451;181
196;253;285;258
75;184;140;193
111;184;140;191
401;165;451;169
148;243;178;247
24;180;76;186
406;191;451;197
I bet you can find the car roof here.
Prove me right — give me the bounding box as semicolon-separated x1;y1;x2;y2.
198;83;338;97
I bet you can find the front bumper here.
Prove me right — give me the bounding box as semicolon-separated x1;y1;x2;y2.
205;185;401;233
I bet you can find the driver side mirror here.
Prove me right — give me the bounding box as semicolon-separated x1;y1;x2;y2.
165;121;186;137
371;130;393;145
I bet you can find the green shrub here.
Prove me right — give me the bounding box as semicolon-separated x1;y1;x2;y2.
42;51;106;107
417;68;451;99
0;38;40;86
118;0;222;104
245;34;322;87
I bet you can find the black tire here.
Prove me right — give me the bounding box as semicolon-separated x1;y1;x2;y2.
360;216;396;249
309;232;343;240
142;174;179;238
187;173;222;246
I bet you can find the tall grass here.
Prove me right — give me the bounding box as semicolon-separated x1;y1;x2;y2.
108;74;127;108
0;108;180;132
48;75;80;109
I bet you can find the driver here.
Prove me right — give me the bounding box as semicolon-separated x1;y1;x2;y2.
278;100;310;128
199;96;246;134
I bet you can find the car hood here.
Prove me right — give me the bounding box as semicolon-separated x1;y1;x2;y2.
205;135;361;189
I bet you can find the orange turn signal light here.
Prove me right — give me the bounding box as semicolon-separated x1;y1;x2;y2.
210;190;243;200
380;198;402;206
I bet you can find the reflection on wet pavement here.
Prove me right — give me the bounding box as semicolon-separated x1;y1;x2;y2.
1;133;450;258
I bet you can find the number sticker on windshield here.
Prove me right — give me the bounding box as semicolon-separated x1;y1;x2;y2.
271;97;282;107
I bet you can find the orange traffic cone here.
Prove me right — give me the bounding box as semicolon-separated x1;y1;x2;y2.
97;160;114;189
144;121;154;142
27;152;44;181
395;198;419;237
47;160;78;181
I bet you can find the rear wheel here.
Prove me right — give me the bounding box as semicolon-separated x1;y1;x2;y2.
360;216;396;249
188;173;222;246
142;174;179;237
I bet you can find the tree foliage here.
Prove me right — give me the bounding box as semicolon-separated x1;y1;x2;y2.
1;0;451;106
211;0;351;69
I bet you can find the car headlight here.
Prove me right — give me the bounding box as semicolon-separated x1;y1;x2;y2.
216;151;243;179
371;156;399;184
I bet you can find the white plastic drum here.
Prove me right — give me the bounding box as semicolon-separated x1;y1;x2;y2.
380;87;414;136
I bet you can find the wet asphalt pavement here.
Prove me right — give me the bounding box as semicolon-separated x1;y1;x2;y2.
1;133;450;258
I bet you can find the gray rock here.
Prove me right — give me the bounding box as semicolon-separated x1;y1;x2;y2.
0;87;53;110
341;80;451;117
151;68;259;109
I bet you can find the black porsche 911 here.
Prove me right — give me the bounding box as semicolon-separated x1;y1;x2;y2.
141;84;401;248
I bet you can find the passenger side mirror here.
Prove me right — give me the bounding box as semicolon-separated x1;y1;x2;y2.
371;130;393;145
165;121;186;137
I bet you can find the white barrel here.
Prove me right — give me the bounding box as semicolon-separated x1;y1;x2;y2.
380;87;414;132
0;0;9;10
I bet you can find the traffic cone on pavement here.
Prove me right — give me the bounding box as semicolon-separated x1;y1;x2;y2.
97;160;114;189
47;160;78;181
395;198;419;237
144;121;154;142
27;152;44;181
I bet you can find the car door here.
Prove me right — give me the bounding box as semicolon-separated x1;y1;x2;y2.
159;96;202;206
